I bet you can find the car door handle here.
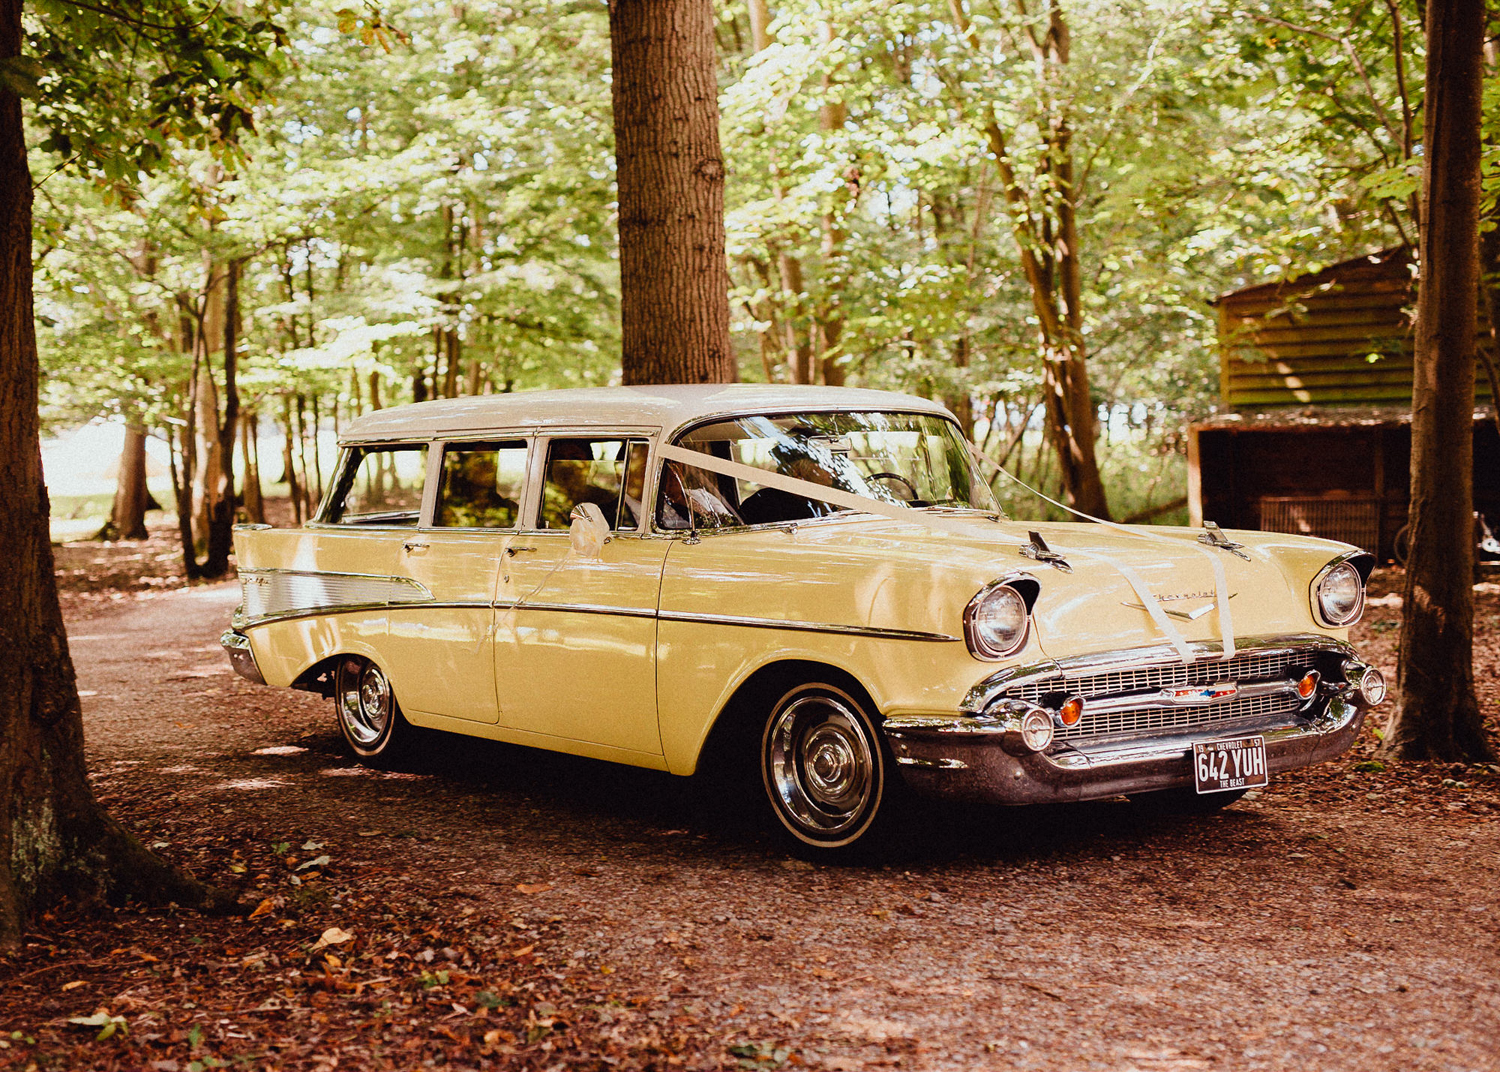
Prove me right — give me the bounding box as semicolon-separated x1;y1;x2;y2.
403;541;430;554
505;546;536;557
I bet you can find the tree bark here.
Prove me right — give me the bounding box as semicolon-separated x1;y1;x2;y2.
1384;0;1494;761
202;258;241;578
610;0;736;384
0;0;232;950
105;424;151;540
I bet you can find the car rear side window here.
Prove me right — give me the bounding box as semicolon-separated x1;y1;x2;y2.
323;444;428;526
435;440;529;528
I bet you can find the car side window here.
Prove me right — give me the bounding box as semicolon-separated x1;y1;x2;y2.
324;444;428;526
656;448;744;531
539;438;648;531
434;440;528;528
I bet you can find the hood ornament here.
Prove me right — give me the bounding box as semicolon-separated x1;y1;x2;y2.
1198;521;1251;561
1019;531;1072;573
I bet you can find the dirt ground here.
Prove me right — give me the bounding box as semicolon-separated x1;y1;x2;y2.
3;531;1499;1071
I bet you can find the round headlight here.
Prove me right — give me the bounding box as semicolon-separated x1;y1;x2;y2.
965;583;1031;659
1315;562;1365;626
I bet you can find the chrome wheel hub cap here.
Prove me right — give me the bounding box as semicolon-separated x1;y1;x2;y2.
766;693;875;838
340;662;390;747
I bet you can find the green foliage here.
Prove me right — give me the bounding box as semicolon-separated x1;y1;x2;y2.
26;0;1441;522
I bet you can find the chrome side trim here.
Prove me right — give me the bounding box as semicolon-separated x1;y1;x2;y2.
237;568;433;629
240;593;951;642
658;609;959;642
497;600;659;620
960;633;1355;715
236;601;396;629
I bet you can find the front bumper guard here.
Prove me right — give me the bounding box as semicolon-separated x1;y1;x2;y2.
220;629;266;686
883;695;1367;805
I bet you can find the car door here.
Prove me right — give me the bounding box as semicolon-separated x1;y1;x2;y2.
492;434;667;757
384;437;531;724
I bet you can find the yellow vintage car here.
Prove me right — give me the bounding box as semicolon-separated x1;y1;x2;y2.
222;385;1385;851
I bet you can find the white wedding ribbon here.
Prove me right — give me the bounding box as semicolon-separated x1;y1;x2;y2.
657;442;1235;664
968;445;1235;662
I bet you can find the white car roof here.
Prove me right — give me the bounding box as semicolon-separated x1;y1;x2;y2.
339;383;955;443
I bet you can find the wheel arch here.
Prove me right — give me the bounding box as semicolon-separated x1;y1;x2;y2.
689;658;882;779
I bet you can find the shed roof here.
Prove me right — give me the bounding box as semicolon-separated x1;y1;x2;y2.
340;383;954;443
1212;247;1412;306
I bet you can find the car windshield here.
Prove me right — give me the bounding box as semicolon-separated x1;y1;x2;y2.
660;411;997;529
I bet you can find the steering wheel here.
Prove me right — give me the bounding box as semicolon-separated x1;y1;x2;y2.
867;472;919;501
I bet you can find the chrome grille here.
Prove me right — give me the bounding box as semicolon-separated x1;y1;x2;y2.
989;645;1329;741
1058;691;1300;742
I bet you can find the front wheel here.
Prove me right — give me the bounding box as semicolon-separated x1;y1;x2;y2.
335;656;415;764
760;682;894;850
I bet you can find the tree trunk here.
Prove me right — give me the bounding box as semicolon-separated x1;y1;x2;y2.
610;0;736;384
105;424;151;540
281;398;302;525
192;255;225;551
1384;0;1494;762
946;0;1110;519
0;0;231;950
202;258;241;578
240;412;264;525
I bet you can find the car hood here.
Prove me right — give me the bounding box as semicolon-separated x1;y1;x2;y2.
780;513;1351;658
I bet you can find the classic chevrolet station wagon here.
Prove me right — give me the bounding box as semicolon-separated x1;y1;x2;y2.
223;385;1386;850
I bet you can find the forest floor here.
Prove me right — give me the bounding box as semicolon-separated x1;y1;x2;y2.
3;527;1499;1071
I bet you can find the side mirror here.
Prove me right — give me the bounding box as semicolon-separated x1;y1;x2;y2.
569;503;611;559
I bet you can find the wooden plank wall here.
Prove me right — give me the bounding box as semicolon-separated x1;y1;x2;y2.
1217;249;1494;409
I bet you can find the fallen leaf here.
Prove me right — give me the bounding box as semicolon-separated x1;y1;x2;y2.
310;927;354;952
248;898;275;920
61;980;87;991
297;854;332;872
515;882;552;895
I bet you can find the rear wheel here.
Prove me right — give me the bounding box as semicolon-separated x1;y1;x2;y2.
335;656;415;763
760;681;894;851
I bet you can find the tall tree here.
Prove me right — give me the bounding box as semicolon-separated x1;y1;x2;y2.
1384;0;1494;761
610;0;736;384
0;0;282;949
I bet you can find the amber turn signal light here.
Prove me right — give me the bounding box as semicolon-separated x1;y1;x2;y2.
1297;671;1320;700
1058;696;1084;727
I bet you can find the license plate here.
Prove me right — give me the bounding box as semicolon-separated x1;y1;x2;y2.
1192;735;1269;794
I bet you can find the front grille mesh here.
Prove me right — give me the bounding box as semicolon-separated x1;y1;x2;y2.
992;646;1326;741
1061;692;1300;741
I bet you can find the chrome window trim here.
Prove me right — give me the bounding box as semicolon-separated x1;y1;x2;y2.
959;633;1357;715
316;440;435;526
423;436;534;533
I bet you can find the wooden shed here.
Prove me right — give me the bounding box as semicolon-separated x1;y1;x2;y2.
1189;248;1498;560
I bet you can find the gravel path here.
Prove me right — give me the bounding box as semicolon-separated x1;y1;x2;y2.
57;579;1500;1071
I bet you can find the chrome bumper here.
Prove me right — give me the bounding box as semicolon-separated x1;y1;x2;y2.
220;629;266;686
884;696;1366;805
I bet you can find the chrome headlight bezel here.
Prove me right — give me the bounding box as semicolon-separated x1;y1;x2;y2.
1310;552;1374;627
964;574;1040;660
